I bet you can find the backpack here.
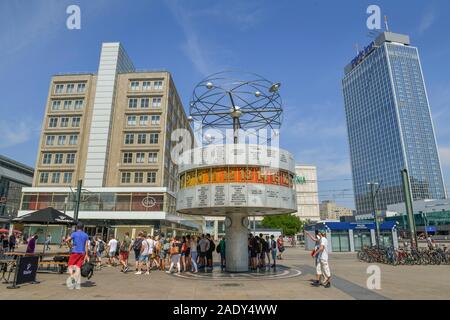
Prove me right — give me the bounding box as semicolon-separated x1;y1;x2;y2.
170;242;180;255
97;240;105;253
81;261;94;279
209;240;216;252
163;239;170;252
216;242;221;254
133;238;143;251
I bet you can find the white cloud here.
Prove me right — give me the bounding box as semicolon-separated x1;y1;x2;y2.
439;146;450;167
0;119;40;149
418;10;436;35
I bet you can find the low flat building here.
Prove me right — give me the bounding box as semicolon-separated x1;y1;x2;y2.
0;155;34;226
319;200;354;221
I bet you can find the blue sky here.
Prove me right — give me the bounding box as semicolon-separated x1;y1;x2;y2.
1;0;450;209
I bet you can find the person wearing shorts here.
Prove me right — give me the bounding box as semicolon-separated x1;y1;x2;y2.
270;235;277;269
119;232;131;273
136;232;150;275
66;222;89;290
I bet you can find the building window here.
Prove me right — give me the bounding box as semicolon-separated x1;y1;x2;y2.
148;152;157;163
42;153;52;164
121;172;131;183
46;136;55;146
151;115;160;125
54;153;63;164
63;100;72;110
51;101;61;110
58;136;66;145
149;133;159;144
127;116;136;126
130;81;139;91
154;80;163;90
147;172;156;183
66;153;75;164
139;115;148;126
124;134;134;144
128;98;138;109
63;172;73;183
55;84;64;94
134;172;144;183
136;152;145;163
74;100;83;110
123;152;133;164
77;83;86;93
49;118;58;128
141;98;150;108
142;81;151;90
66;84;75;93
137;133;147;144
152;97;162;108
40;172;49;183
72;117;81;127
60;117;69;128
69;135;78;145
51;172;61;184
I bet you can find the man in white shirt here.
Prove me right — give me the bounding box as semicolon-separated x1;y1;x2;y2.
107;236;118;266
312;230;331;288
136;232;151;275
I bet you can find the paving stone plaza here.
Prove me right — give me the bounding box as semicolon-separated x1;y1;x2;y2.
1;245;449;300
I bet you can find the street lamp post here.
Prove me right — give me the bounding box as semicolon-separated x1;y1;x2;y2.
368;182;381;247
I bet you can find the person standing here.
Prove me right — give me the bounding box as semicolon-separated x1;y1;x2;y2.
45;234;52;251
119;232;132;273
270;235;277;269
180;236;188;272
277;235;285;260
249;234;258;271
305;230;322;286
198;234;209;269
264;235;271;268
107;235;118;266
26;234;38;254
218;236;226;270
148;235;160;270
167;236;182;273
312;230;331;288
206;234;215;271
259;234;267;269
158;232;169;271
66;223;89;290
8;233;16;252
1;234;8;252
190;235;198;273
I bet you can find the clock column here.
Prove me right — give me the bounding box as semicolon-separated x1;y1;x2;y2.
224;212;249;272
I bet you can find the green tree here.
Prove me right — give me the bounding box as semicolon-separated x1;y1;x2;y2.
261;214;304;236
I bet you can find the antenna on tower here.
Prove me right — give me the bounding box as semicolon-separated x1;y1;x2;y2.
355;43;360;54
384;15;390;32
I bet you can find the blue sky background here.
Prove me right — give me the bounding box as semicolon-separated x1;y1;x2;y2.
1;0;450;209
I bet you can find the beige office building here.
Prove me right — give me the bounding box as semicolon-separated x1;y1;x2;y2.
294;165;320;221
18;42;203;239
319;200;353;221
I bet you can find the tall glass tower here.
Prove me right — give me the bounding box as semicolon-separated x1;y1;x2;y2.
342;32;446;216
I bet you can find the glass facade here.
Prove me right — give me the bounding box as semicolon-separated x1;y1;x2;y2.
343;37;446;215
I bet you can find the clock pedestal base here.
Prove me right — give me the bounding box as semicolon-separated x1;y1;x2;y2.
224;212;249;273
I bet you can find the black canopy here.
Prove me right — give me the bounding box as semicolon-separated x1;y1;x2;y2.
13;207;75;225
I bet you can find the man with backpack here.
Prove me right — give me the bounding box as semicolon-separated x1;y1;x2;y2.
216;236;226;270
160;232;170;271
119;232;132;273
206;234;215;271
132;232;144;272
94;234;105;269
135;232;151;275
